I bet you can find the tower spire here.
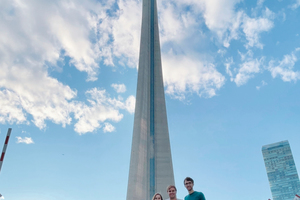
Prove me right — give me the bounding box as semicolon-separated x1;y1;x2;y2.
126;0;175;199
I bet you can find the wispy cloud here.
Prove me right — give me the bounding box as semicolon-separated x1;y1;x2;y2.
0;0;111;81
0;64;134;133
268;49;300;82
0;0;136;133
290;0;300;10
242;8;274;49
157;0;228;98
225;57;234;81
101;0;142;68
72;88;134;134
156;0;275;95
16;137;34;144
162;52;225;99
103;122;115;133
125;95;136;114
227;48;300;86
111;83;126;93
0;0;102;128
0;64;76;129
256;80;268;90
226;50;265;86
174;0;274;49
257;0;265;6
234;51;265;86
180;0;242;46
0;90;26;124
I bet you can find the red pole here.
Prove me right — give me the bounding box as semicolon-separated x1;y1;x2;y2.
0;128;12;173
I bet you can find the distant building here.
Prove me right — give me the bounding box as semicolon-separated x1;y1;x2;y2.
262;140;300;200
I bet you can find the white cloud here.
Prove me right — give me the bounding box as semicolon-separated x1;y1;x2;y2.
167;0;274;49
242;9;274;49
103;122;115;133
290;0;300;9
228;50;265;86
0;0;137;133
155;0;228;99
16;136;34;144
234;58;264;86
0;0;105;128
162;52;225;99
0;0;112;81
72;88;134;134
111;83;127;93
179;0;241;44
217;49;227;57
161;0;268;100
159;1;188;44
229;48;300;87
201;0;244;47
257;0;265;6
225;57;234;80
0;90;26;124
268;50;300;82
0;61;134;134
0;63;76;129
109;0;142;67
256;80;267;90
0;59;134;134
125;95;136;114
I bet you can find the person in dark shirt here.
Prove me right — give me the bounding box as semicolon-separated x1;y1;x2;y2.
183;177;206;200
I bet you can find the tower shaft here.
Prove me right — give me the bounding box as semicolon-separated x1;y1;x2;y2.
126;0;175;199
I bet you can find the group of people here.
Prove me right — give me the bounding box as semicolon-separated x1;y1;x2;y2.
152;177;206;200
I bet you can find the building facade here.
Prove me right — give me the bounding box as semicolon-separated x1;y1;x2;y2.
262;140;300;200
126;0;175;200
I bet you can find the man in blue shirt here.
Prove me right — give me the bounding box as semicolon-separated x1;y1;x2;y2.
184;177;206;200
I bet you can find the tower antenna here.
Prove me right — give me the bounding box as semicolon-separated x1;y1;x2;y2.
0;128;12;173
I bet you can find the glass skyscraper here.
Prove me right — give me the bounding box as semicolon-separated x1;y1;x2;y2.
262;140;300;200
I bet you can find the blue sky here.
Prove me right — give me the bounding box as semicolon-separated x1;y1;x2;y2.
1;0;300;199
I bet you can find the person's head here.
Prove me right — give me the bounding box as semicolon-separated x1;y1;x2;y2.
152;193;163;200
184;177;194;192
167;185;177;199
